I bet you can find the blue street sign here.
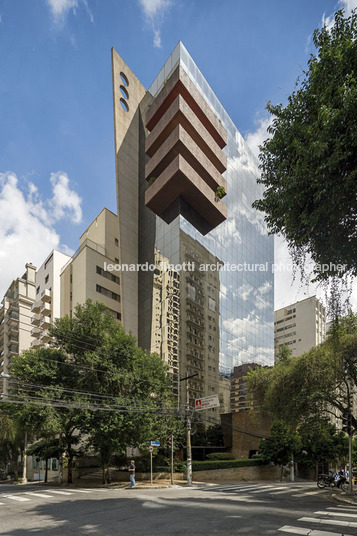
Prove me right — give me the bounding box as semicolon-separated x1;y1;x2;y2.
149;441;160;446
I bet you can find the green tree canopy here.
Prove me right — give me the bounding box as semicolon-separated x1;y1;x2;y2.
11;300;181;484
247;313;357;429
253;9;357;283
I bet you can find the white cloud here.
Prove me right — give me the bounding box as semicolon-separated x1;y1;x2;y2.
49;172;82;224
322;0;357;30
274;234;357;316
139;0;172;48
245;116;273;161
46;0;93;25
0;172;82;298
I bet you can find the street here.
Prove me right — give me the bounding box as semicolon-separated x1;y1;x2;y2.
0;481;355;535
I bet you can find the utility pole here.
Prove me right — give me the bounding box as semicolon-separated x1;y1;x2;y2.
170;433;174;486
22;431;28;484
179;372;198;487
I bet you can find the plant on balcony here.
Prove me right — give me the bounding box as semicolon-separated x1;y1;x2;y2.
147;177;157;187
215;186;226;200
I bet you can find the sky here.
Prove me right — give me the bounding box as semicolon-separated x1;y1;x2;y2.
0;0;356;315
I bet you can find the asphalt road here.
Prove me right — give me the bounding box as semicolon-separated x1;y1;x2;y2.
0;481;355;535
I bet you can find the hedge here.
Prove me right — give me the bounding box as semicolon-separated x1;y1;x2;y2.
178;458;264;472
206;452;235;460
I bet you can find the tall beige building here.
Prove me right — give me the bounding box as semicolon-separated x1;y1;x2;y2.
274;296;326;359
61;208;121;321
0;263;36;397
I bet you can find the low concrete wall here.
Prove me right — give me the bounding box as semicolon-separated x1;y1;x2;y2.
192;464;281;482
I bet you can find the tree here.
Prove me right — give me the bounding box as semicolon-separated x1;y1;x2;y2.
253;9;357;283
11;300;180;484
0;408;28;480
247;313;357;430
26;438;61;483
258;421;300;480
296;417;348;477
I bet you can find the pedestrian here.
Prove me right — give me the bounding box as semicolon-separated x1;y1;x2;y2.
129;459;135;488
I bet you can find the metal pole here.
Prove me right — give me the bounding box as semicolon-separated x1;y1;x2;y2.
290;453;294;483
150;450;153;486
349;431;353;493
22;431;27;484
186;378;192;486
170;433;174;486
187;415;192;486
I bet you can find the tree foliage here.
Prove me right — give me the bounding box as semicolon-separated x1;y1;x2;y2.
253;9;357;283
247;313;357;429
11;300;181;484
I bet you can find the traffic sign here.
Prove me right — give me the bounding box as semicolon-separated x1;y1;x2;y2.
148;446;154;453
148;441;160;446
195;394;220;411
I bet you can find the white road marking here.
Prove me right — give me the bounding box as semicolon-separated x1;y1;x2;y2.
315;510;357;519
3;495;30;502
299;516;357;528
279;526;353;535
24;492;54;498
48;490;73;495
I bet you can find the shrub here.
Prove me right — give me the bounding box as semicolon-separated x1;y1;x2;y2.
206;452;235;460
216;186;226;199
148;177;157;187
178;458;264;472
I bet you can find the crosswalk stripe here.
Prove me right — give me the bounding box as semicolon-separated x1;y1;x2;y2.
24;492;54;498
327;507;357;512
279;525;354;535
49;490;73;495
0;502;4;505
200;484;262;492
3;495;31;502
299;516;357;528
63;489;91;493
291;490;323;497
269;487;304;495
315;511;357;519
250;486;284;494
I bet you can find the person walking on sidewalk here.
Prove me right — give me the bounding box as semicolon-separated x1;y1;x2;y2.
129;460;135;488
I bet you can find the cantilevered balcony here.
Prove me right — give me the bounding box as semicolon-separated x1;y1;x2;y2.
145;65;227;235
40;302;51;316
31;338;42;349
40;316;51;329
41;289;52;303
31;301;41;313
40;330;51;343
31;326;41;337
31;314;41;326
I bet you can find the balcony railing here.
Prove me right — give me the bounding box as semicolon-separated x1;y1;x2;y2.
31;301;41;313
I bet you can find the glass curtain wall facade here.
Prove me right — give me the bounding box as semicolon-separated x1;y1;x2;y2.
147;43;274;381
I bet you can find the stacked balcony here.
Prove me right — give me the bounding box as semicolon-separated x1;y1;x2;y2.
145;66;227;235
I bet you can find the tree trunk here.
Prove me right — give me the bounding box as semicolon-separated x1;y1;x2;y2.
45;459;48;483
280;464;284;481
100;446;112;485
67;452;73;484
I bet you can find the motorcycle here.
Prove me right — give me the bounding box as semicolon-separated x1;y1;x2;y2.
317;470;349;491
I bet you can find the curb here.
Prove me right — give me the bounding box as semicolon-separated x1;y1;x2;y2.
331;493;357;506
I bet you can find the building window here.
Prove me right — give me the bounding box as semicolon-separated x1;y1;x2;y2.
45;275;49;284
36;286;40;295
96;265;120;284
114;238;119;246
96;284;120;302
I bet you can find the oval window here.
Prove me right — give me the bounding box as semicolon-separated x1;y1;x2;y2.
120;98;129;112
120;85;129;100
120;72;129;87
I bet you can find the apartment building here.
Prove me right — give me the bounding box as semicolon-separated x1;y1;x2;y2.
230;363;260;413
0;263;36;397
30;250;71;348
61;208;121;321
274;296;326;359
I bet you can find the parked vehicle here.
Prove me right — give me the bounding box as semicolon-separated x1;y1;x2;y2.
317;470;348;491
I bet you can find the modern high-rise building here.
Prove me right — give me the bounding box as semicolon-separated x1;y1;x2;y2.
274;295;326;359
0;263;37;397
111;42;274;413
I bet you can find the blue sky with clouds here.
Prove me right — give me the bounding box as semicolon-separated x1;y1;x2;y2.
0;0;356;311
